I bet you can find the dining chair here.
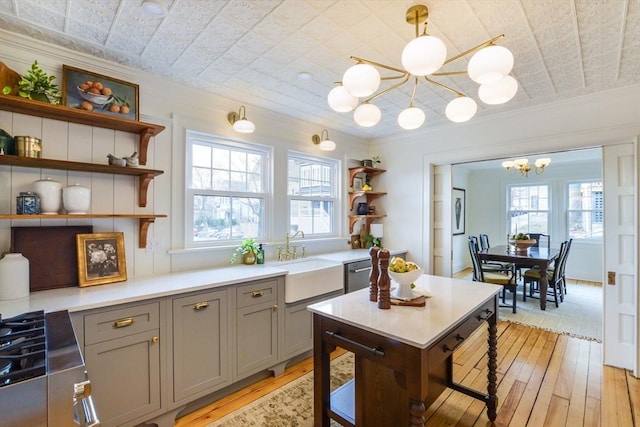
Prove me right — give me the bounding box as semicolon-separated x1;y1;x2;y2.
476;234;514;273
468;238;517;313
522;240;569;308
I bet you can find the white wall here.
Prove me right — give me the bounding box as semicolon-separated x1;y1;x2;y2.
455;159;603;281
0;31;371;278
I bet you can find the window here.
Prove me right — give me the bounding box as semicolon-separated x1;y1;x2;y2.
567;181;603;239
186;131;270;246
508;184;549;235
287;152;339;236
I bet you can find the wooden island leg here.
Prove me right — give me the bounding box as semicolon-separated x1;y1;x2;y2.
313;314;334;427
409;399;426;426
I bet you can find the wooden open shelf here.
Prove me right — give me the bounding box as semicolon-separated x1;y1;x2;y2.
0;214;167;248
348;214;386;234
348;166;386;187
0;94;165;165
0;155;163;207
347;191;387;211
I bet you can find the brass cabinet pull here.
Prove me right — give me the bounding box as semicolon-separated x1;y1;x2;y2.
151;336;159;343
252;290;263;298
272;304;278;311
114;317;134;328
194;302;209;310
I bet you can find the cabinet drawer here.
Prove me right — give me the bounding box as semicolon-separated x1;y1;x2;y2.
429;299;495;367
236;279;277;308
83;302;160;346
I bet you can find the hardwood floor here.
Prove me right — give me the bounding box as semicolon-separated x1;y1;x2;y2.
176;274;638;427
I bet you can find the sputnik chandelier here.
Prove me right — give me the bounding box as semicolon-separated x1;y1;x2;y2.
327;4;518;130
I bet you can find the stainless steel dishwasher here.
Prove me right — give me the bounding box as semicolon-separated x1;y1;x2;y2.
344;251;408;293
345;259;372;293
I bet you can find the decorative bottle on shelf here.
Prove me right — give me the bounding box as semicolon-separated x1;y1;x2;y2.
357;202;369;215
0;253;30;300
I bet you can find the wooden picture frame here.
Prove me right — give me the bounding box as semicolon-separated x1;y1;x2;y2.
62;65;139;120
452;187;466;235
76;232;127;287
353;176;363;191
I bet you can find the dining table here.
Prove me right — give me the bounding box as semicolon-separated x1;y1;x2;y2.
478;244;561;310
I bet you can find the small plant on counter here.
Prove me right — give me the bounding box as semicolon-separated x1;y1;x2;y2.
230;237;260;264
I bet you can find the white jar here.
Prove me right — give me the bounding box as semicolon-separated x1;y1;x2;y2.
32;176;63;214
63;183;91;214
0;253;30;300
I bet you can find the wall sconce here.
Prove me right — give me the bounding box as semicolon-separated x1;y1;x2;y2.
227;105;255;133
311;129;336;151
502;157;551;177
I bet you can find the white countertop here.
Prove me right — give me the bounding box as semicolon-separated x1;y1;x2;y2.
0;248;409;318
0;264;289;318
307;274;502;349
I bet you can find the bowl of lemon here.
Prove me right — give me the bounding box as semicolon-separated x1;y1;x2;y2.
388;256;423;300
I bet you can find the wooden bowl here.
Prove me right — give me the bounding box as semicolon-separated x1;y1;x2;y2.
509;239;536;253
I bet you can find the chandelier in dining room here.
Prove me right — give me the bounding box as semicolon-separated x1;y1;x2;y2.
502;158;551;177
327;4;518;130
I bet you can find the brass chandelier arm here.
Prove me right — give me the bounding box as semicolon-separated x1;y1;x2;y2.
443;34;505;65
350;56;406;75
364;74;411;104
424;76;466;98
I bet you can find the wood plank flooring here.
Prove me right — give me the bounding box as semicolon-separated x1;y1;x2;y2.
176;321;639;426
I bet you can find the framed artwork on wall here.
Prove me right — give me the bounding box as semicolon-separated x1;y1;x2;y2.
452;187;466;235
62;65;139;120
76;232;127;287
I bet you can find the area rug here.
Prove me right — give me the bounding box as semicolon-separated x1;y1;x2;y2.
497;282;602;342
208;353;354;426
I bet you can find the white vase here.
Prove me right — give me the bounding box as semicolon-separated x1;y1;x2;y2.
63;183;91;214
0;253;30;300
33;176;63;214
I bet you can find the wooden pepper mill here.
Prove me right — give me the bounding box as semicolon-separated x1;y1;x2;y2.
369;246;380;302
377;249;391;309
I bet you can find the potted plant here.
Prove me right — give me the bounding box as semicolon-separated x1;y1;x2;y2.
2;60;61;104
230;237;260;264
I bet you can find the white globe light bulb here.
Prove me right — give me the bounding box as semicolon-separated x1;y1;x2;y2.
397;107;425;130
445;97;478;122
468;45;514;84
342;64;380;97
319;139;336;151
353;104;381;127
327;86;358;112
478;75;518;105
401;35;447;76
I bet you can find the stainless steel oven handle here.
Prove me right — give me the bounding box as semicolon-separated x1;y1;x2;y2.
73;380;100;426
350;266;372;273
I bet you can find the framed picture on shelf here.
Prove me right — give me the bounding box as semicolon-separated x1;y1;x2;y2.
353;176;363;191
452;187;466;235
76;232;127;287
62;65;139;120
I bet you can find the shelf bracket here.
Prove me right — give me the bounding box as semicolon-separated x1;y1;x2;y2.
138;173;154;207
139;217;156;249
138;128;155;166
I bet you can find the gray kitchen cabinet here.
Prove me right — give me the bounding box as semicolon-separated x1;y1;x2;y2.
283;290;343;359
235;278;281;379
172;288;231;403
81;302;162;427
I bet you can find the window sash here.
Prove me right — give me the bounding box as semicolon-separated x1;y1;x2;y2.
186;132;270;247
287;152;339;236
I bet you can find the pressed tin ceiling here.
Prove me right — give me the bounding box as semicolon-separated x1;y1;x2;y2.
0;0;638;139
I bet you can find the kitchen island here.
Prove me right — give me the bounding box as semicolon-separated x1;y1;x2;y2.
308;274;502;426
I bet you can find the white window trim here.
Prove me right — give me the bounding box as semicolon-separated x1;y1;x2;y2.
185;130;272;248
507;183;551;235
566;179;603;241
287;150;341;238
